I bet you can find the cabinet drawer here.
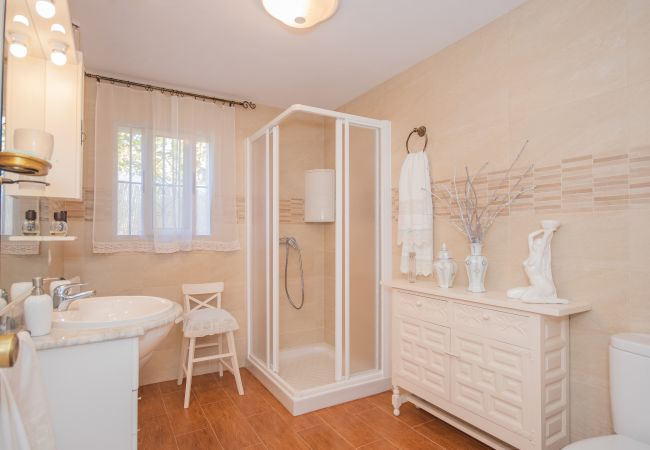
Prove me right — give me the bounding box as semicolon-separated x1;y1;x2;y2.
452;303;531;348
394;290;450;325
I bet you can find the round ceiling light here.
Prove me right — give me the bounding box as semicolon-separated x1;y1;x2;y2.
262;0;338;29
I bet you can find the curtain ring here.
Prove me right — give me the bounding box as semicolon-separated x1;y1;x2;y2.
406;126;427;154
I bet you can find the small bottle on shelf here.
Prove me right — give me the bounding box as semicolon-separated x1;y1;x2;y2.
22;209;40;235
50;211;68;236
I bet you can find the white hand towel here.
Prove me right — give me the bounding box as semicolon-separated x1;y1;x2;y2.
0;331;56;450
397;151;433;276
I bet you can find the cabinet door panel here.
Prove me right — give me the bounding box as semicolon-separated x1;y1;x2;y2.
393;315;450;400
451;330;531;438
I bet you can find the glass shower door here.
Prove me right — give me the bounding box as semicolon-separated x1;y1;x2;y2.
247;127;280;371
248;134;268;366
347;123;379;375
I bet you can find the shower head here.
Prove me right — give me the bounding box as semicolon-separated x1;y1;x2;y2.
280;236;301;250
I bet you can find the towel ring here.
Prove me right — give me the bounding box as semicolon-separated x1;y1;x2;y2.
406;126;428;154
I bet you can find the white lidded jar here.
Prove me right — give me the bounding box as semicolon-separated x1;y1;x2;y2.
433;243;457;288
24;277;53;336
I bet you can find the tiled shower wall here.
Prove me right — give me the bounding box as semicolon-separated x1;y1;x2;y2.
341;0;650;441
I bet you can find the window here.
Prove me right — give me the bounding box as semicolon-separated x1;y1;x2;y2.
116;127;143;236
93;82;238;254
116;130;212;238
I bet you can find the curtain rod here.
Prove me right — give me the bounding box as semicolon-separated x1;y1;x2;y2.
85;72;256;110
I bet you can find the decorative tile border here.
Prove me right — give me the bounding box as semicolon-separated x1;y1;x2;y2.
391;147;650;220
54;147;650;225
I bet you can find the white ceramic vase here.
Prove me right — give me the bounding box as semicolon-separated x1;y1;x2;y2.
465;242;487;293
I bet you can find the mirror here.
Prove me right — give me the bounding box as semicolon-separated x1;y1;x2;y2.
0;0;71;306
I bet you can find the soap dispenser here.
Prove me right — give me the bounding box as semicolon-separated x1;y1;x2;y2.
24;277;53;336
433;243;457;288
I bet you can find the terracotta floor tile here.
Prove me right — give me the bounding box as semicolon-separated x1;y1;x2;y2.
337;397;377;415
358;407;443;450
138;372;492;450
157;379;185;394
218;370;245;392
226;386;272;417
202;399;262;450
260;390;325;432
317;406;380;447
239;368;265;388
358;439;401;449
139;382;161;396
282;409;326;433
138;416;177;450
368;391;433;427
413;419;491;450
247;411;310;449
162;390;209;436
298;424;354;450
193;385;231;405
176;428;223;450
138;389;166;421
190;373;220;387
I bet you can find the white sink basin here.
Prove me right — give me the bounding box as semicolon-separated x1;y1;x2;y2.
52;296;180;367
52;296;175;329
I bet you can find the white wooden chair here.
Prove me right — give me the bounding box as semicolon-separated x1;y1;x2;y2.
177;282;244;408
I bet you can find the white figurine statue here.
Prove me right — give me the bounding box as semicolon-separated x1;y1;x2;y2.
507;220;568;304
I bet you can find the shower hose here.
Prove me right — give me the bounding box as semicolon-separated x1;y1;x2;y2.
280;236;305;310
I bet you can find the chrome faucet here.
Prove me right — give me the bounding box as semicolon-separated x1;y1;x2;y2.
53;283;96;312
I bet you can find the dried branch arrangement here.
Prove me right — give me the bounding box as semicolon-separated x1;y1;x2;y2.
429;141;534;243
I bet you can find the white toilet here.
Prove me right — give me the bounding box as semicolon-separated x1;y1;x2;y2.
564;333;650;450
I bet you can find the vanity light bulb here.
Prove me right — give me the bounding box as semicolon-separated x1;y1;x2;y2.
12;14;30;26
35;0;56;19
9;37;27;58
50;48;67;66
50;23;66;34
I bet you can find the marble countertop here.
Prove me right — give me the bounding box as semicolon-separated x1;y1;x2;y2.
383;279;592;317
32;303;183;351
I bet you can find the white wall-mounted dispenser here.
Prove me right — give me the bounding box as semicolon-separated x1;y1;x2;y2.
304;169;335;222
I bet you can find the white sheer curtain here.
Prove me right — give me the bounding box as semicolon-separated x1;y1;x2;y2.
93;83;239;253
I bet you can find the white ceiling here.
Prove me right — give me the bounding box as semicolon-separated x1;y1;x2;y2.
69;0;526;109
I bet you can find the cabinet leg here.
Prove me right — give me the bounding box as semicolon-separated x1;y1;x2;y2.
392;385;403;416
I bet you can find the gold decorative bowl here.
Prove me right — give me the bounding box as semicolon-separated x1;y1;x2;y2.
0;151;52;176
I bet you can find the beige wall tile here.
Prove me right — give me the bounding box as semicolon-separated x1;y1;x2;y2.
338;0;649;441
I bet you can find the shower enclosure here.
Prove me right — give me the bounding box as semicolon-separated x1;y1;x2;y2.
245;104;391;414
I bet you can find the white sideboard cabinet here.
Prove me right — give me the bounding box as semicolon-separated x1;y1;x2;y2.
384;280;591;450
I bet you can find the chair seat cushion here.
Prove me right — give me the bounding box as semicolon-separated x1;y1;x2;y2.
182;308;239;338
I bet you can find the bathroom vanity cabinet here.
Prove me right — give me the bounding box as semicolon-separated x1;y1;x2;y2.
384;280;591;450
37;336;139;450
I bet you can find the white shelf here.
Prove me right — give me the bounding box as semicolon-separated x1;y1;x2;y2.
8;235;77;242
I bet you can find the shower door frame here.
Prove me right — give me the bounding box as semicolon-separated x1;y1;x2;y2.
245;104;392;414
